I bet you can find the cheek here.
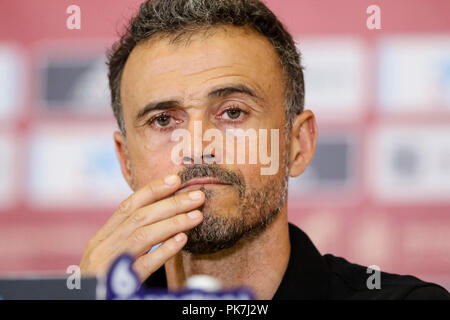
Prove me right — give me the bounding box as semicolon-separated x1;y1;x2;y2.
234;162;267;188
235;135;287;187
129;141;181;188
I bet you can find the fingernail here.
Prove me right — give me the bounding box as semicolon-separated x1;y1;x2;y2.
187;210;201;219
164;175;179;186
188;191;203;201
175;233;185;242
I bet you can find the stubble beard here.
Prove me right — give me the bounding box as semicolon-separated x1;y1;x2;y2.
181;161;289;255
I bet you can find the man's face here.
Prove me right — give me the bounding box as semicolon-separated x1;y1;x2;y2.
118;26;290;253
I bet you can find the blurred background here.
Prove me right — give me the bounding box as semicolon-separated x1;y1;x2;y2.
0;0;449;290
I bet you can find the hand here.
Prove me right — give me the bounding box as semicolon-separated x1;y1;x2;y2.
80;174;204;282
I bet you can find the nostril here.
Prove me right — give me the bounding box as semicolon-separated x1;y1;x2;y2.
183;156;193;164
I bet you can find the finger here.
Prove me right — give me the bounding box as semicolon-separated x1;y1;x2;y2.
99;190;204;253
119;209;203;256
116;190;205;239
94;174;181;241
132;232;187;282
90;190;204;259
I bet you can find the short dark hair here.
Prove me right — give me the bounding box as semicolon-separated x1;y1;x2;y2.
107;0;304;135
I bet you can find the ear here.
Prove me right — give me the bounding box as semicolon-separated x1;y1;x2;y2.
114;131;133;188
288;110;318;177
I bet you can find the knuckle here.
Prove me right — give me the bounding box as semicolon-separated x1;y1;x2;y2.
133;259;145;273
174;214;187;228
132;228;149;244
131;209;145;224
117;197;133;215
135;257;151;274
171;194;183;208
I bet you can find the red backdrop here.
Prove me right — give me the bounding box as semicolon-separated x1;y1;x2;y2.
0;0;449;290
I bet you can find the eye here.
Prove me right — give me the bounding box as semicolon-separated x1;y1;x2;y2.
147;113;181;130
225;109;242;119
220;107;247;121
154;114;171;127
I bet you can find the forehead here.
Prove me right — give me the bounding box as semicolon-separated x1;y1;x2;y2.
120;25;285;113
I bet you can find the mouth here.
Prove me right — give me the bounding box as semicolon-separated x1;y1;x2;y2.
177;178;231;193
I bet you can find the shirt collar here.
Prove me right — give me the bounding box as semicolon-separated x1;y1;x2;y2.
272;223;330;299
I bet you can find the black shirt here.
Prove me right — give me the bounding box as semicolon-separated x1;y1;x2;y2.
143;223;450;299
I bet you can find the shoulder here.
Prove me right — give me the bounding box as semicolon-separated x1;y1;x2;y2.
322;254;450;300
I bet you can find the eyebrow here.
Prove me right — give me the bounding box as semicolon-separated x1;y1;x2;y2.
135;100;179;123
135;84;263;123
207;84;260;100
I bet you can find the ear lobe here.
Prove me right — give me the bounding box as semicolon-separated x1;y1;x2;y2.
114;131;133;187
288;110;317;178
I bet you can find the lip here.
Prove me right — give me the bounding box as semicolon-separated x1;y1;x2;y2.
178;178;230;191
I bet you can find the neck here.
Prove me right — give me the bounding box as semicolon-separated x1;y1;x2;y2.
164;205;291;300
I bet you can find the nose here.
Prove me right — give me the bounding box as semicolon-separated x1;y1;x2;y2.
180;113;222;164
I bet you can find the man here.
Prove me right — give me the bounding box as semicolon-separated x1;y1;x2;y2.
80;0;450;299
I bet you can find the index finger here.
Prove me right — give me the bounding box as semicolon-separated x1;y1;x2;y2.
93;174;181;241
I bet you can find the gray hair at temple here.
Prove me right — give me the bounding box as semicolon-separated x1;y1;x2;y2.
107;0;305;135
